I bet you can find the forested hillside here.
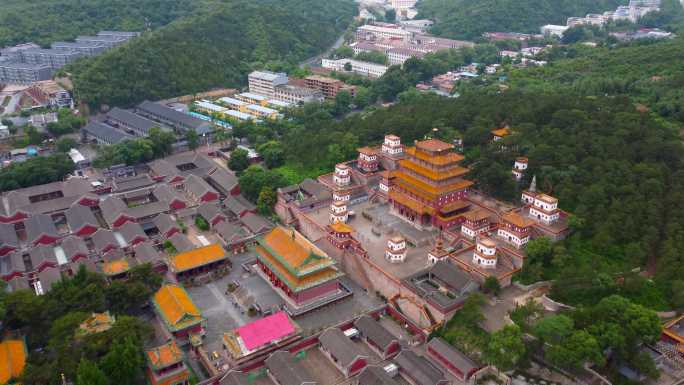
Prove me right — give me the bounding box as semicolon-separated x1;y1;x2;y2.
0;0;196;46
416;0;627;39
70;0;356;108
511;38;684;123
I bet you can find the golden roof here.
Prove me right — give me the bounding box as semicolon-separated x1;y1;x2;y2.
169;243;227;273
146;340;184;370
255;245;342;292
102;258;130;276
393;171;473;199
0;339;26;384
536;193;558;204
440;199;470;214
78;312;115;336
463;209;491;222
357;146;378;156
153;284;203;332
329;222;354;233
663;314;684;343
398;159;468;181
415;139;454;152
491;127;511;137
479;238;496;248
389;190;435;215
502;212;534;228
258;226;331;275
405;147;464;166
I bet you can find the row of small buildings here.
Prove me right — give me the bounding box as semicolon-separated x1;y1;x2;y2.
81;100;214;145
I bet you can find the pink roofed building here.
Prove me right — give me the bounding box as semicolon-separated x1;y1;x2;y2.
223;311;301;363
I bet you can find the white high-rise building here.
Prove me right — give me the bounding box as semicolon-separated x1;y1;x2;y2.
248;70;288;98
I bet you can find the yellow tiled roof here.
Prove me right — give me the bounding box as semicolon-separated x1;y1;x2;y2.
169;243;227;273
0;339;26;384
393;171;473;199
259;226;329;273
102;258;130;276
78;312;115;336
146;340;183;370
153;284;202;332
329;222;354;233
399;159;468;181
491;127;510;137
255;245;341;292
405;146;464;166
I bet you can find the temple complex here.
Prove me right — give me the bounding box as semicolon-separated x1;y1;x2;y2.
389;139;473;229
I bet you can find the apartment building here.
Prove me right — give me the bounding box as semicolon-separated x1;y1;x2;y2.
0;62;52;84
248;70;288;98
321;58;389;78
304;75;356;99
20;49;82;70
75;35;127;49
51;41;107;56
387;47;426;65
390;0;417;10
273;85;323;104
356;24;412;42
0;43;40;61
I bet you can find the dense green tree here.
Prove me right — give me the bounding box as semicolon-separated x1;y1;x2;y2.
482;276;501;296
483;324;527;372
76;358;107;385
148;127;175;157
55;137;78;153
333;90;353;116
195;215;210;231
228;148;250;174
70;0;357;108
533;315;574;345
385;8;396;22
257;187;277;215
186;129;199;150
546;330;604;370
355;51;389;65
238;165;288;202
257;141;285;169
100;337;144;384
332;46;355;59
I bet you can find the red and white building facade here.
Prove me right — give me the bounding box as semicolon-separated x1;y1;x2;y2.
385;236;407;263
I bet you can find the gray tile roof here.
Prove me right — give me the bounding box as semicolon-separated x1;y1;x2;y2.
61;236;89;260
148;158;178;178
215;221;251;245
169;233;194;252
5;178;92;214
29;245;58;269
25;214;58;243
240;213;272;235
1;251;26;276
100;196;129;226
71;255;97;273
358;366;398;385
133;242;163;265
152;184;186;206
92;229;119;253
82;121;132;144
152;213;178;237
354;315;399;352
206;167;238;194
118;222;147;244
125;200;168;220
7;274;30;292
137;101;211;132
65;204;98;232
113;174;155;192
225;195;255;217
185;174;217;200
394;350;446;385
265;351;317;385
106;107;163;135
428;261;477;293
427;338;477;375
0;223;19;249
219;371;251;385
197;202;223;222
37;267;62;293
319;328;367;368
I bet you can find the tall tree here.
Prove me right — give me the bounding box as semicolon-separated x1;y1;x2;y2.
483;325;527;372
100;337;144;384
76;358;107;385
228;148;250;174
